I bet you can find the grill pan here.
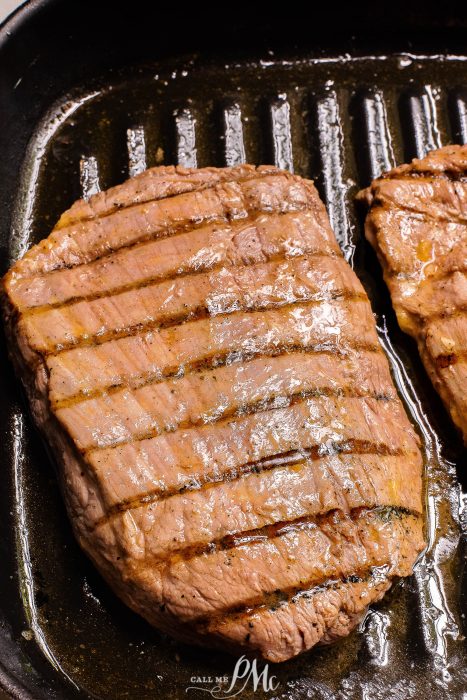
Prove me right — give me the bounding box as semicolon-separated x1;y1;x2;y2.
0;2;466;698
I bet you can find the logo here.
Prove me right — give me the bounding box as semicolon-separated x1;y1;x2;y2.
186;655;280;697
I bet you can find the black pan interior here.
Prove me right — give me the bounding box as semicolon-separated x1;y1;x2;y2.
0;2;467;699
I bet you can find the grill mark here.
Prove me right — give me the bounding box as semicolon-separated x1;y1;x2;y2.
369;197;467;228
137;506;420;570
21;248;338;317
84;384;396;454
421;302;467;326
17;172;312;280
191;506;422;626
365;203;467;280
382;171;467;184
188;506;421;631
94;441;408;527
418;265;467;289
42;290;367;356
379;245;467;302
55;167;283;228
51;340;382;410
193;568;385;629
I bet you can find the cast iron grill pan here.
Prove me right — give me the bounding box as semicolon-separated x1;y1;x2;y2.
2;31;467;700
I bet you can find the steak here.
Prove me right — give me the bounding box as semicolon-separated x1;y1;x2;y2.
359;145;467;443
2;164;424;662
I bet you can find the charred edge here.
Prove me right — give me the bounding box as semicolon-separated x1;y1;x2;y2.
51;340;383;411
94;441;409;528
435;352;459;369
83;385;397;454
139;506;420;571
54;166;285;228
42;291;368;356
16;172;313;281
21;248;340;318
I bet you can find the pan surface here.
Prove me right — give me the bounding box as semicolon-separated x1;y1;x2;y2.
0;2;466;698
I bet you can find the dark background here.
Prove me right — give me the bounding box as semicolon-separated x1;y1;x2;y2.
1;1;467;698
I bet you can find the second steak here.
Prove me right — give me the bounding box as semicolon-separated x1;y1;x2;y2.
360;144;467;442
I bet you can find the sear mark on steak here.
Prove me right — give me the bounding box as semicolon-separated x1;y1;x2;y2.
358;144;467;443
2;164;424;662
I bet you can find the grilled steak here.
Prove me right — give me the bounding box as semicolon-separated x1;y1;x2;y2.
2;164;424;662
359;145;467;443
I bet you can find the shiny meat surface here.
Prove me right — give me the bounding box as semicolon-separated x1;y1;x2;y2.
359;145;467;443
2;164;424;662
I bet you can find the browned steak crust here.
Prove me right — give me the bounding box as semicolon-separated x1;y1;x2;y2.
359;144;467;443
2;164;424;662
